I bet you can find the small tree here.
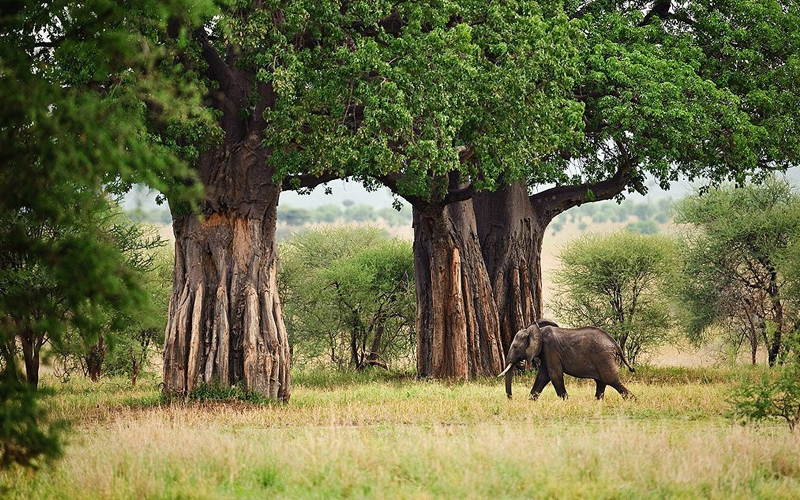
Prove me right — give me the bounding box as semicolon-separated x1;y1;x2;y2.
279;226;415;369
674;178;800;366
731;340;800;432
103;246;174;386
550;231;677;364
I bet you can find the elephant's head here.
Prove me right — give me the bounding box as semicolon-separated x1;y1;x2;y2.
498;324;543;398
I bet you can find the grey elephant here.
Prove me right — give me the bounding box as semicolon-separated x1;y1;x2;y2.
498;321;635;400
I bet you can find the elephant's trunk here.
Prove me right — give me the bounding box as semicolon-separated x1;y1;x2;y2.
504;365;514;399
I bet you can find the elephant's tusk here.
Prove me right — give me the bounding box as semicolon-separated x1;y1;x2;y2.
497;364;513;377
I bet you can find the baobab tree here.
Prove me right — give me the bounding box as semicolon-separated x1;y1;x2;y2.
260;3;584;378
474;0;800;350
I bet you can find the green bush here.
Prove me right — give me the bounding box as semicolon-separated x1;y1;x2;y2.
279;226;415;369
731;348;800;431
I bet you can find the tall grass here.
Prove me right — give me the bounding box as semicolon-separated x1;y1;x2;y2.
2;368;799;499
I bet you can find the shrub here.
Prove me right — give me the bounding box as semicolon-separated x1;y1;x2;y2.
731;357;800;431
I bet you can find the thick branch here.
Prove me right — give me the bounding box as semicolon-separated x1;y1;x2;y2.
443;183;475;205
193;27;235;88
531;140;639;224
373;173;429;209
281;172;340;191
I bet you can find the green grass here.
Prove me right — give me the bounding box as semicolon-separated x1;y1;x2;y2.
2;367;799;499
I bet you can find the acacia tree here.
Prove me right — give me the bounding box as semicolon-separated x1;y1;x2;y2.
675;178;800;366
261;2;584;378
475;0;800;350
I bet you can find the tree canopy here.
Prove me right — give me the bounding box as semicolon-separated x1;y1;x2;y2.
253;1;585;203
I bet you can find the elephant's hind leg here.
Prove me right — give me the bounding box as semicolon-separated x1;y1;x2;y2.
610;381;635;400
594;381;607;400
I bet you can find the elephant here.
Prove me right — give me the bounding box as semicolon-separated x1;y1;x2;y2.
498;321;635;401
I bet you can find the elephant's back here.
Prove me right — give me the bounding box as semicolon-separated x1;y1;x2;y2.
546;327;620;379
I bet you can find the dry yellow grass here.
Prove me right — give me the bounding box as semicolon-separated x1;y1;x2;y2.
2;370;799;499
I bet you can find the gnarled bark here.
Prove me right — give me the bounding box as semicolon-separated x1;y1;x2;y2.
162;132;291;401
474;182;545;350
414;200;504;378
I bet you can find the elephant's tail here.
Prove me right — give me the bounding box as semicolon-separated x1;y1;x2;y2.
619;349;635;372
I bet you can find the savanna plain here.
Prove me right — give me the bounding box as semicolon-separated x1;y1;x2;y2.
2;365;799;500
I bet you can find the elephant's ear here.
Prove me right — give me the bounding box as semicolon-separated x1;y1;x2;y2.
526;324;543;359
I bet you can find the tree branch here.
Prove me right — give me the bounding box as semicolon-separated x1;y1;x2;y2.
281;172;340;191
193;27;235;88
443;183;475;205
531;139;639;224
373;173;429;209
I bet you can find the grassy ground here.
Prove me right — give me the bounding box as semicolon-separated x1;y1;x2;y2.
3;367;799;500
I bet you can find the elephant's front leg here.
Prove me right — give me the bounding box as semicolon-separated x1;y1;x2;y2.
529;366;551;401
548;365;568;400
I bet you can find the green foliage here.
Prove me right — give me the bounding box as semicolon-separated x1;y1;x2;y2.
279;226;415;369
0;371;62;470
731;354;800;432
551;231;677;364
674;177;800;365
103;246;173;381
256;1;584;199
533;2;800;206
0;0;217;467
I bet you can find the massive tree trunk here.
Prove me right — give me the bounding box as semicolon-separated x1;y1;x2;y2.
473;182;545;350
162;132;291;401
413;200;505;378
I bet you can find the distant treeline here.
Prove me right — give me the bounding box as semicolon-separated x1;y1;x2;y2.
278;202;412;227
127;206;172;225
124;196;670;234
550;197;672;235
